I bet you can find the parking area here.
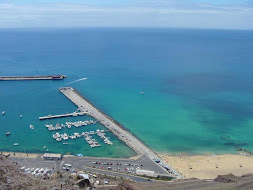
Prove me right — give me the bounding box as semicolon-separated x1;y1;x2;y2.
11;153;171;182
86;161;141;174
11;157;57;170
63;155;169;175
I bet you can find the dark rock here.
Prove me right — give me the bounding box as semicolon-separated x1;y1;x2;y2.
214;174;236;183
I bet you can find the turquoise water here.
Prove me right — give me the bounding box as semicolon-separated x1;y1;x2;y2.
0;28;253;156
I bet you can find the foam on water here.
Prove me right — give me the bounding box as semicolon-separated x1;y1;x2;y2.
65;78;87;85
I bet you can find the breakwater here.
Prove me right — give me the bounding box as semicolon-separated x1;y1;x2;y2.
0;75;66;81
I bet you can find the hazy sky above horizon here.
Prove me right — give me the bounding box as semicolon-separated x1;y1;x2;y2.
0;0;252;29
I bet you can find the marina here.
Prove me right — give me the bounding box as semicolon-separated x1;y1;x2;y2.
52;129;113;147
58;87;183;178
45;120;97;131
0;28;252;183
0;75;67;81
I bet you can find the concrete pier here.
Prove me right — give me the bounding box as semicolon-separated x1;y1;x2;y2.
59;87;183;179
39;112;88;120
0;75;66;81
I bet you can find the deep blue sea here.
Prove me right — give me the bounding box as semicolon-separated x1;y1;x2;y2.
0;28;252;157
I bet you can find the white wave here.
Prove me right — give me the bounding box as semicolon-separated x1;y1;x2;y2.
65;77;87;85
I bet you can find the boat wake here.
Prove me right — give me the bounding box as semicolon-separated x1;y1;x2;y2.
65;78;87;85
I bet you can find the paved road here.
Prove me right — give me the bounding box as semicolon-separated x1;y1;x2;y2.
11;154;173;182
83;166;151;182
64;155;168;175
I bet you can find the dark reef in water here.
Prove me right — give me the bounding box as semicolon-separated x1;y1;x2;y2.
221;135;248;148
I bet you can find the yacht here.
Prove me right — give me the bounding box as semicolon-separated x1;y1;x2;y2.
1;111;5;115
6;132;11;136
140;92;144;95
14;143;19;146
20;115;22;118
30;125;34;130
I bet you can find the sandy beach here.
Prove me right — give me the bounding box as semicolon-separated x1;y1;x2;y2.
2;152;39;159
160;154;253;179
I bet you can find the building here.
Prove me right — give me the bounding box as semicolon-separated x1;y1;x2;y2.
42;153;63;160
136;169;155;177
78;173;89;180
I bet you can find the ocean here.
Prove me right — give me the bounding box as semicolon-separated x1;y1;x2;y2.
0;28;252;157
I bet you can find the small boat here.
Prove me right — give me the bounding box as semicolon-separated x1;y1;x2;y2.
140;92;144;95
14;143;19;146
1;111;5;115
20;115;22;118
43;146;47;149
30;125;34;130
6;132;11;136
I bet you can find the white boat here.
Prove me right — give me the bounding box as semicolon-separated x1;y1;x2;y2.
30;125;34;129
56;138;61;142
20;115;22;118
14;143;19;146
6;132;11;136
140;92;144;95
43;146;47;149
1;111;5;115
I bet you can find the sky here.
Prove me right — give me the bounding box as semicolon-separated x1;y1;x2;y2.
0;0;252;29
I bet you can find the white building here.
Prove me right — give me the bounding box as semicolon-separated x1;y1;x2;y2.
42;153;63;160
136;169;155;177
78;173;89;180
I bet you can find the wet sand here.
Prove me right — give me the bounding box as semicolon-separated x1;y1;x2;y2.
160;154;253;179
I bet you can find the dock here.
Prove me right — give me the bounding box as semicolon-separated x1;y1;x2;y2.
59;87;183;179
0;75;67;81
39;111;88;120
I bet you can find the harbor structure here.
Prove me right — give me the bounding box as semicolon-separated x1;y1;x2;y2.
45;120;97;131
58;87;183;179
39;111;88;120
51;129;113;147
0;75;66;81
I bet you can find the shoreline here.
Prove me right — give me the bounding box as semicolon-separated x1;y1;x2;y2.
1;152;40;158
159;152;253;179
